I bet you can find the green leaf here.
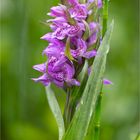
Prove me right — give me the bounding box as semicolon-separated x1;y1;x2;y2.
87;1;96;10
82;20;91;40
63;20;114;140
45;85;65;140
65;37;75;61
67;62;89;121
79;0;86;4
85;92;103;140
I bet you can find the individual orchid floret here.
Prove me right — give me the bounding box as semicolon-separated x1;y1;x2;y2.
71;38;97;59
33;63;46;73
32;63;50;86
32;74;50;86
87;22;99;47
69;4;88;21
49;21;84;40
42;38;65;57
42;44;64;58
47;5;67;17
32;56;80;87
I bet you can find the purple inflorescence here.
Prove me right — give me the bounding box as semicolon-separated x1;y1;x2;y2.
33;0;103;88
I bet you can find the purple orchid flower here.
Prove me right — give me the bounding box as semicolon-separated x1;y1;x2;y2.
42;35;96;61
32;63;50;86
32;56;80;87
69;4;88;21
41;35;65;57
42;43;65;58
32;73;51;86
71;38;97;59
46;1;88;39
49;22;85;40
47;5;67;17
33;0;102;88
87;22;99;47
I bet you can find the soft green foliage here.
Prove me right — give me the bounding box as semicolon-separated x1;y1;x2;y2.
62;21;114;140
45;86;65;140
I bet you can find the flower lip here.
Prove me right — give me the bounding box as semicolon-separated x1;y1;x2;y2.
32;73;50;86
33;63;46;73
48;5;67;17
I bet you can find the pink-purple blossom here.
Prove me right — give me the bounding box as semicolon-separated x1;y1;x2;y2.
33;0;103;88
33;56;80;87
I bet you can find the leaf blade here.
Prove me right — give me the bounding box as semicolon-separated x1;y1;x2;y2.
65;37;75;61
45;86;65;140
63;20;114;140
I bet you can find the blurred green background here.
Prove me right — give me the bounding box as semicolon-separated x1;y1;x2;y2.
1;0;139;140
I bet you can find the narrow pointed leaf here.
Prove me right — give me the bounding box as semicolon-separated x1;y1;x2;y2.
45;86;65;140
85;91;102;140
63;20;114;140
65;37;75;61
82;20;91;40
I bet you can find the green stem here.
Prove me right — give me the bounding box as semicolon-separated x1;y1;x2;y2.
103;0;108;37
93;2;109;139
69;69;88;119
63;88;71;129
93;91;103;140
63;69;88;129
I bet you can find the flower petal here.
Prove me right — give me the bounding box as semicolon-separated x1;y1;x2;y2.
32;74;50;86
87;32;97;46
82;49;97;59
48;5;66;17
47;17;67;26
40;33;53;41
66;79;80;86
67;25;81;37
65;62;75;79
52;56;67;71
69;4;88;20
98;0;102;8
52;28;66;40
103;79;113;85
33;63;46;73
43;44;64;57
53;79;64;87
